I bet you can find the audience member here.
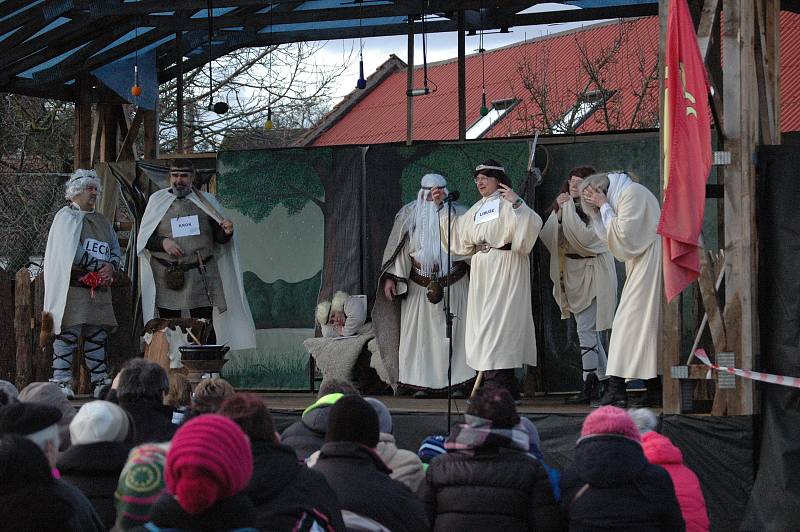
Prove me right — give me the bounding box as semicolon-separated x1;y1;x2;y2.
419;386;561;531
19;380;77;450
312;395;429;532
417;434;447;467
114;443;170;530
57;400;134;528
281;378;358;460
0;402;104;531
218;393;346;531
307;396;425;492
183;376;235;422
518;416;562;503
560;406;684;531
0;379;19;405
165;372;193;424
630;408;709;532
116;358;176;443
145;414;256;530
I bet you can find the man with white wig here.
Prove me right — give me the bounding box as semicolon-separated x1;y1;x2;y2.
43;169;120;398
374;174;474;398
581;171;663;408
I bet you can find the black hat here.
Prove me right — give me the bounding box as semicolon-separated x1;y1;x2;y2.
0;402;63;436
325;395;379;448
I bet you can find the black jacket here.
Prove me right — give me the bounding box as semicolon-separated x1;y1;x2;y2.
57;441;132;529
560;435;685;531
246;440;345;531
0;478;104;532
141;492;256;531
119;401;177;444
312;441;429;532
53;478;107;532
419;447;561;532
280;402;333;461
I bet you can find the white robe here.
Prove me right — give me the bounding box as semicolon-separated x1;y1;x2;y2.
444;194;543;371
137;189;256;350
43;206;87;334
540;200;617;331
601;183;663;379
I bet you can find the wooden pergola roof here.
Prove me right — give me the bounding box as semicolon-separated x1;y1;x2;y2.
0;0;663;102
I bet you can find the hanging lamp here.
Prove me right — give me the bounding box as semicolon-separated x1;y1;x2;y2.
265;0;275;129
130;26;142;97
356;0;367;89
479;8;489;117
407;0;436;97
206;0;228;114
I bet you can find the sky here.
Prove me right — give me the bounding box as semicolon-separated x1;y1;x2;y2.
313;3;610;104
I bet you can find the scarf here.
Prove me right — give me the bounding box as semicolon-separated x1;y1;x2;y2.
445;415;530;455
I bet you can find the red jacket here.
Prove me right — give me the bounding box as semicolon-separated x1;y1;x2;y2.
642;431;710;532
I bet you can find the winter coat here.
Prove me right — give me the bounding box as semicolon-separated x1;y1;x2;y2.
53;478;107;532
419;447;561;531
307;432;426;493
119;401;177;444
0;477;103;532
560;435;685;531
312;441;429;532
280;395;339;461
245;439;345;531
57;440;132;529
641;432;709;532
141;492;257;531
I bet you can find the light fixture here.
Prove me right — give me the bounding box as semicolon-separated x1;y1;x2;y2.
356;0;367;89
478;6;489;116
206;0;228;115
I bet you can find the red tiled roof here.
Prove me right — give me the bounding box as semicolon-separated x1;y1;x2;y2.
312;12;800;146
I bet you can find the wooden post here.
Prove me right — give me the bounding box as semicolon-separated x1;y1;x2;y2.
74;76;93;170
658;0;682;414
176;31;185;153
406;16;414;146
32;273;51;383
143;105;159;160
0;269;15;382
100;103;119;163
458;10;467;141
14;267;33;390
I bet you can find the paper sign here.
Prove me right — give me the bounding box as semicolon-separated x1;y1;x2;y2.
170;215;200;238
474;197;500;225
83;238;110;261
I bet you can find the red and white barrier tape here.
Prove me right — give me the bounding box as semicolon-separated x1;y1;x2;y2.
694;349;800;389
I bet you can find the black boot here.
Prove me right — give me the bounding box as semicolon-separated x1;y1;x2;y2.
565;372;599;405
630;378;662;407
591;376;627;408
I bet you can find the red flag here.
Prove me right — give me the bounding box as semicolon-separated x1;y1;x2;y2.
658;0;713;302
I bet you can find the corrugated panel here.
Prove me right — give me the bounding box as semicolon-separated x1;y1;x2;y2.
314;12;800;146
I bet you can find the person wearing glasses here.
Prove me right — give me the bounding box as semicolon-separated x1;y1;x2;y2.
433;160;543;399
137;159;255;349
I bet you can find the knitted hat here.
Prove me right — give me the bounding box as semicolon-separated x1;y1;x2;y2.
0;402;62;436
166;414;253;515
417;435;447;464
580;406;641;443
325;395;379;448
364;397;393;434
115;443;170;530
70;400;130;445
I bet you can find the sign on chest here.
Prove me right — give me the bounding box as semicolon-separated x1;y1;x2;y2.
170;215;201;238
83;238;110;261
474;197;501;225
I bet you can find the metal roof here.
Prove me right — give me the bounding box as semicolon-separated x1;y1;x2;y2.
0;0;659;101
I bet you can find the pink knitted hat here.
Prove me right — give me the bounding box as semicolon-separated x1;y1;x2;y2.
580;406;641;443
165;414;253;514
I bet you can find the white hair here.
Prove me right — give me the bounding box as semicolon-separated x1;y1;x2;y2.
64;169;101;200
26;423;61;452
316;301;332;326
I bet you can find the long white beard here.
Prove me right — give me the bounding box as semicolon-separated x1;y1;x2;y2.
411;194;442;277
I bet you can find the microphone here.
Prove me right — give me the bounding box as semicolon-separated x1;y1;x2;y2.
442;190;460;203
406;87;431;97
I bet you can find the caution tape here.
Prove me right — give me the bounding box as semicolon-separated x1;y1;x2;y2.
694;349;800;389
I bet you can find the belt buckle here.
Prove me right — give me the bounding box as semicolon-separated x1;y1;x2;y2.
478;242;491;253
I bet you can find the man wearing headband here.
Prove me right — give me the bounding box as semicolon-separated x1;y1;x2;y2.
137;159;255;350
433;160;543;399
42;169;120;398
373;174;474;398
581;171;663;408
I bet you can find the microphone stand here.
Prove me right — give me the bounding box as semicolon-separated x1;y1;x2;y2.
444;196;455;434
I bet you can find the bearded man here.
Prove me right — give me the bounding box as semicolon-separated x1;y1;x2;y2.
137;159;255;349
43;169;120;398
373;174;474;398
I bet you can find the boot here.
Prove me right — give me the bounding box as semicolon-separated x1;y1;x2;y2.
630;377;662;408
591;376;627;408
565;372;599;405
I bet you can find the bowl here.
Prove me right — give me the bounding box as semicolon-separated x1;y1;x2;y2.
179;344;230;361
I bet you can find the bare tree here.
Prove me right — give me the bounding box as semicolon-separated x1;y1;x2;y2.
0;95;74;173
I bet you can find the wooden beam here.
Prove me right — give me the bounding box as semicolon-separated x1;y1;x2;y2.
753;0;780;145
14;267;33;391
458;10;467;141
117;108;144;162
90;104;104;167
696;0;721;61
100;103;120;163
143;107;159;160
697;250;727;349
74;76;93;170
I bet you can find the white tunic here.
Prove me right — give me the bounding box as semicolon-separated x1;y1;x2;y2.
602;183;663;379
444;193;543;371
540;200;617;330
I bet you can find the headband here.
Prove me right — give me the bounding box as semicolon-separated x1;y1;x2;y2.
475;164;506;173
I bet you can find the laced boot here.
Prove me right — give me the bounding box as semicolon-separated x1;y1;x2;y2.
565;372;599;405
591;376;627;408
630;377;662;408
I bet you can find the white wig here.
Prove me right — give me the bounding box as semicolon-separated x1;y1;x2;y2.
64;168;101;200
331;291;349;312
315;301;332;326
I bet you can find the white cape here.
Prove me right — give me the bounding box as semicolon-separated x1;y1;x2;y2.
137;189;256;350
43;206;86;334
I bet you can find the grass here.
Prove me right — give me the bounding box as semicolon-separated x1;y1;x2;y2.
222;328;312;389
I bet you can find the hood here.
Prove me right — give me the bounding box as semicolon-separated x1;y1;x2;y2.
247;440;303;499
641;431;683;465
318;441;392;474
377;432;398;464
572;435;648;487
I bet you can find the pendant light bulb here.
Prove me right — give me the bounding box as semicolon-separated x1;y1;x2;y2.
480;92;489;117
356;57;367;90
265;107;273;130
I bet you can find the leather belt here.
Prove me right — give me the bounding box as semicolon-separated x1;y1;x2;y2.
477;242;512;253
565;253;595;260
410;261;468;288
153;254;214;272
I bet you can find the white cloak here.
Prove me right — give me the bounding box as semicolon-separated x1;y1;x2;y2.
43;206;87;334
137;189;256;350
